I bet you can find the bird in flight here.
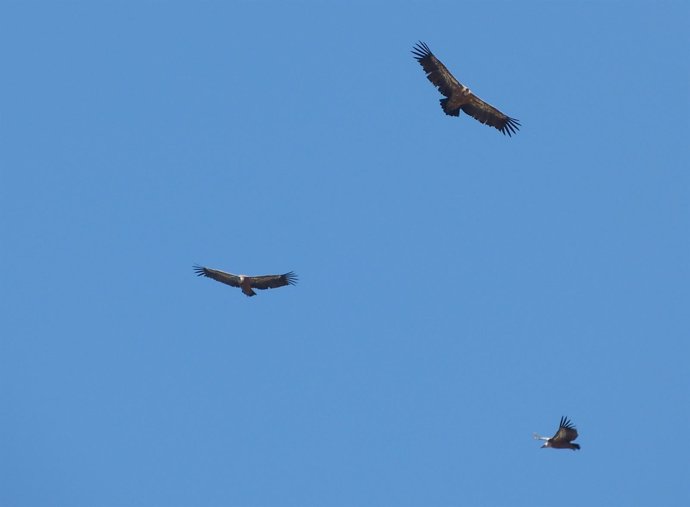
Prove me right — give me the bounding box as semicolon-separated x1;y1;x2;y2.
412;41;520;136
534;416;581;450
193;265;298;297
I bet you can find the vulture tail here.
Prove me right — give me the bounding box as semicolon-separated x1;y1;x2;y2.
440;98;460;117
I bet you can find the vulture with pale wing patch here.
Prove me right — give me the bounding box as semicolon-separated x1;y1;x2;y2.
194;265;297;297
534;416;581;450
412;41;520;136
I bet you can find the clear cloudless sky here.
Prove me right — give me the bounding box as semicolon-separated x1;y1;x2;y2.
1;1;688;506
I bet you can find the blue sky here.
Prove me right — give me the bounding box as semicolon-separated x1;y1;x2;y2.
1;1;688;506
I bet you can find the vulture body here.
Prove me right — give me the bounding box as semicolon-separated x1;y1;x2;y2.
194;265;297;297
412;41;520;136
534;416;581;450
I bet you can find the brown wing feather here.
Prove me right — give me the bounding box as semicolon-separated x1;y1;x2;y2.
248;271;298;291
461;96;521;136
553;416;579;443
411;41;464;98
193;265;241;288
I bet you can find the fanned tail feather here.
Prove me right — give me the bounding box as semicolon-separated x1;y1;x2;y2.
439;98;460;117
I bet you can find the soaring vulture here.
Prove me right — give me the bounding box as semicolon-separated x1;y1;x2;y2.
412;41;520;136
193;265;297;297
534;416;581;450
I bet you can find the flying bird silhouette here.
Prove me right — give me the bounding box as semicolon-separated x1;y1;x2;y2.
193;265;297;297
412;41;520;136
534;416;581;450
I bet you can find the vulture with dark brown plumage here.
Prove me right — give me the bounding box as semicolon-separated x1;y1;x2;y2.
412;41;520;136
194;265;297;297
534;416;581;450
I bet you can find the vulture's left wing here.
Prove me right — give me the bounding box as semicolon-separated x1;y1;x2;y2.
461;95;521;136
554;416;578;442
249;272;298;291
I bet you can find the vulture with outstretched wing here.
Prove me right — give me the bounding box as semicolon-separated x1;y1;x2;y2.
193;265;297;297
412;41;520;136
534;416;581;450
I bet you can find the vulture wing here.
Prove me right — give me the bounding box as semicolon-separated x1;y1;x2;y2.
411;41;463;98
553;416;579;443
193;265;242;288
461;96;521;136
248;271;298;291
